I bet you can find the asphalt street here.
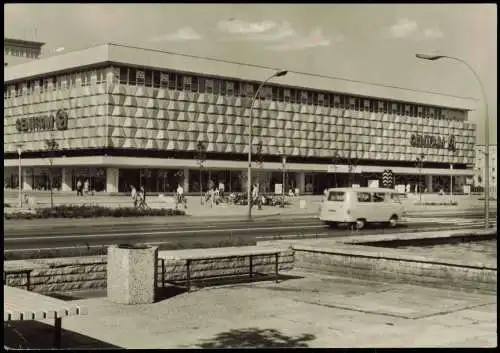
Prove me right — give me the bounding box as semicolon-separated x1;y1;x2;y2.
4;212;496;252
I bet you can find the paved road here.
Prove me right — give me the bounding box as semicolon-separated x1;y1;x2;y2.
4;213;496;252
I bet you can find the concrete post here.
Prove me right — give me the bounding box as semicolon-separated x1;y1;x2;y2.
297;172;306;194
183;168;189;193
106;167;119;193
425;175;433;193
22;168;33;191
61;168;72;192
107;244;159;305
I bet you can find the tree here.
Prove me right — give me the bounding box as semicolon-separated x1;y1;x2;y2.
196;141;207;204
45;138;59;209
346;150;360;187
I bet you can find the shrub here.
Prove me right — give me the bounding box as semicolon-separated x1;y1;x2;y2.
4;205;186;220
414;201;458;206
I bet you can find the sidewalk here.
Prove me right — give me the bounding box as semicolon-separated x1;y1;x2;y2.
5;271;496;348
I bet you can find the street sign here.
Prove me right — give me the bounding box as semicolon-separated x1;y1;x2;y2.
382;169;394;187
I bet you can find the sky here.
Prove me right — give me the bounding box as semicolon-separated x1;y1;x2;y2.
4;3;497;144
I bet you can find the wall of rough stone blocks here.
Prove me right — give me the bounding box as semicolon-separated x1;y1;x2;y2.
293;249;496;294
4;250;294;293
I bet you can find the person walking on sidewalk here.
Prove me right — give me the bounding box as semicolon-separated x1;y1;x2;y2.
176;184;187;209
130;185;138;208
76;179;83;196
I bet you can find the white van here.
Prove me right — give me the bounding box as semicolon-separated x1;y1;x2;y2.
319;187;406;230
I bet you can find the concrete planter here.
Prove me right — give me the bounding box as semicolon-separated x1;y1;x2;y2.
107;244;158;305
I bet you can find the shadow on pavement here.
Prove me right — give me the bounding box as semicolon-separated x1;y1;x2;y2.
4;321;121;349
194;327;315;348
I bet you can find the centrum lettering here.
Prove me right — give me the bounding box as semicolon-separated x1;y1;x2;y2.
410;134;456;151
15;112;64;133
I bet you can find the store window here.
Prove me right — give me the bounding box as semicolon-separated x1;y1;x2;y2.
183;76;192;91
317;93;324;106
234;81;240;97
272;86;278;101
333;95;341;108
119;67;129;85
206;79;214;94
226;81;235;97
159;72;169;88
168;73;177;90
136;69;145;86
289;88;296;103
323;93;329;107
307;91;314;105
71;168;106;192
145;70;153;87
263;86;272;101
213;79;221;95
300;91;308;104
363;99;370;112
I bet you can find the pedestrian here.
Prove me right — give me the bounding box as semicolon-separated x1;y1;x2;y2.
140;186;147;205
218;181;225;198
176;184;187;209
76;179;83;196
83;179;89;195
130;185;137;207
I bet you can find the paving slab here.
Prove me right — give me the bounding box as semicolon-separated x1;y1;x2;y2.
6;270;495;349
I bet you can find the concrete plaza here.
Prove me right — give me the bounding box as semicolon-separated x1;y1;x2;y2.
4;271;496;349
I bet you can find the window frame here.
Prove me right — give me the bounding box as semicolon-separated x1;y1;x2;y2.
356;192;371;203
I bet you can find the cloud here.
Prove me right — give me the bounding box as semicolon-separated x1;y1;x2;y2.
423;28;444;39
246;21;295;41
389;18;418;38
387;18;444;40
148;27;202;42
217;19;277;34
266;27;340;51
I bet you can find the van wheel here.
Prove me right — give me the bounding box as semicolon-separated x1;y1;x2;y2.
326;221;338;228
355;219;366;230
388;215;398;228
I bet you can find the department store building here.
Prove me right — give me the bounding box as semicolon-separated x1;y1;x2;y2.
4;43;477;194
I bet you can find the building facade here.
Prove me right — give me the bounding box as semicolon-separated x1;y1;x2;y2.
4;43;477;195
473;144;497;195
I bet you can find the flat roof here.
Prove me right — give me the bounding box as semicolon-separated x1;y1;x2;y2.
4;37;46;49
4;43;476;111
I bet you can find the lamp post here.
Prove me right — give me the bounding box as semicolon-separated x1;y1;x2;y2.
196;141;206;205
16;143;24;208
416;53;490;229
281;155;287;208
416;153;425;203
247;69;288;220
45;138;59;209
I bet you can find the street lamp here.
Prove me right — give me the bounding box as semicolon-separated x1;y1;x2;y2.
416;53;490;229
247;69;288;220
416;153;425;203
16;143;24;208
196;141;206;205
281;155;287;208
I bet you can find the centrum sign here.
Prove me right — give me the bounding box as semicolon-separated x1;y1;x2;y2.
410;134;456;152
16;109;69;133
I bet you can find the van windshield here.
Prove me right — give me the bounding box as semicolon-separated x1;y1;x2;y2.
328;192;345;202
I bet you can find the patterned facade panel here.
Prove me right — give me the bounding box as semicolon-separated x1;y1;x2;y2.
4;79;476;163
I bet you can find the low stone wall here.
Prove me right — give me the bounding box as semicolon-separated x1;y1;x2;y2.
293;247;496;294
4;250;295;294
